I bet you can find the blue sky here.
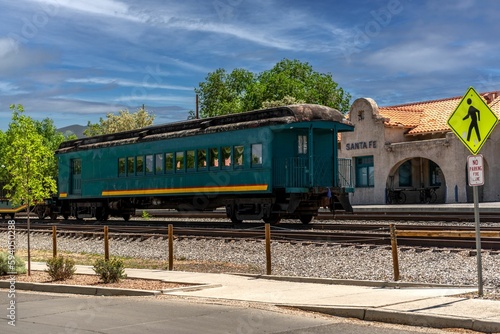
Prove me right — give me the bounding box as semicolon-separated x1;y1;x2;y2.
0;0;499;130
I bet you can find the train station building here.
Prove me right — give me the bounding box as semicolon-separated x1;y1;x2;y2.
339;90;500;205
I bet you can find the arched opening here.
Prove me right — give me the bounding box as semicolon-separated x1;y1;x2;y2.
386;157;446;204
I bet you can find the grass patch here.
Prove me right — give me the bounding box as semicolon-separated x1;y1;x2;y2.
0;248;262;274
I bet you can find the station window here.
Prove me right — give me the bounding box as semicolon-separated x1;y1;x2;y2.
429;161;442;186
355;156;374;187
234;146;244;167
222;146;231;167
251;144;263;166
197;149;207;169
398;160;412;187
118;158;125;176
165;153;174;172
136;156;144;174
298;135;307;154
210;148;219;168
127;157;135;175
176;152;184;171
145;155;153;174
186;150;195;170
155;153;164;174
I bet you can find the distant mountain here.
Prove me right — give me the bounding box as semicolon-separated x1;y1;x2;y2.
58;124;87;139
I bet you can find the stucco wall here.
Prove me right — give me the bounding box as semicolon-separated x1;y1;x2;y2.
340;97;499;205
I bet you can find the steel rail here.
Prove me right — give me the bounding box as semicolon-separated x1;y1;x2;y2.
2;221;500;250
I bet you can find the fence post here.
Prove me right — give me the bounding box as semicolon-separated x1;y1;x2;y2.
168;224;174;271
265;223;271;275
104;226;109;261
390;224;400;281
52;225;57;258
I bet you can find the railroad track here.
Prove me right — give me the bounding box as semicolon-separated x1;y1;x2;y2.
7;209;500;223
141;210;500;223
2;220;500;250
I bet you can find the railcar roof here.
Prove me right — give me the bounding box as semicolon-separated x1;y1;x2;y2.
56;104;352;153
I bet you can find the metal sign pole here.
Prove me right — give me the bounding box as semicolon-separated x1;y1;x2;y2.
473;185;483;296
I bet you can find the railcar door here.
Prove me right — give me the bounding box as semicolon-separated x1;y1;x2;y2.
291;133;309;188
70;158;82;195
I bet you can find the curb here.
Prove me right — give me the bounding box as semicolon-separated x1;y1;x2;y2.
0;279;222;296
286;305;500;333
0;281;160;296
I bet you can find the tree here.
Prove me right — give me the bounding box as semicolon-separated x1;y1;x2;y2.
34;117;75;180
195;59;351;117
84;106;155;137
195;68;255;118
2;104;57;275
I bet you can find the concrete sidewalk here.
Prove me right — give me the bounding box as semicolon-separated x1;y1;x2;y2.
18;262;500;332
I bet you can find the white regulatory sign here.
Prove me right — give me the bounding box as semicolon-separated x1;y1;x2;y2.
467;154;484;186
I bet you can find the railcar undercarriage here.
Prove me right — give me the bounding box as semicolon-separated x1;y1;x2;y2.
37;186;352;224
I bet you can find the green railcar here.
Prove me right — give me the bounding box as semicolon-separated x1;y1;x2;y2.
0;182;26;219
53;104;354;224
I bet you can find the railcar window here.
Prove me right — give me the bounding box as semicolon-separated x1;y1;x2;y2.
187;150;195;169
197;149;207;169
165;153;174;172
222;146;231;167
298;135;308;154
145;155;153;174
251;144;263;166
176;152;184;171
127;157;135;175
72;159;82;174
234;146;244;167
118;158;125;176
137;156;144;174
210;148;219;168
155;154;164;174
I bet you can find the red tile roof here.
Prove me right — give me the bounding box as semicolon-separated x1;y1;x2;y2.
379;91;500;135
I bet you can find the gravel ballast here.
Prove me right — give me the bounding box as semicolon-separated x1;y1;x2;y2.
1;229;499;290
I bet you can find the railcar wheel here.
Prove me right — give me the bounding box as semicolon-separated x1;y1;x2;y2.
1;213;5;219
36;206;46;220
122;214;131;221
96;208;109;221
263;215;281;225
299;214;313;224
230;217;242;224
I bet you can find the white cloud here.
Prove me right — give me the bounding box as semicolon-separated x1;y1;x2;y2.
66;77;192;91
0;38;19;58
27;0;139;21
365;39;488;74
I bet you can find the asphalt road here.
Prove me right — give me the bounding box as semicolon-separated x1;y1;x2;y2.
0;291;453;334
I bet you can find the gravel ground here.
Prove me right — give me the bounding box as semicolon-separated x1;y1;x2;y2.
1;229;498;291
0;228;500;299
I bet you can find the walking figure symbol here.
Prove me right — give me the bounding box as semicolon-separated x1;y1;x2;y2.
462;98;481;142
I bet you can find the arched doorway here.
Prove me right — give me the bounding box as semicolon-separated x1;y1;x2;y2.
386;157;446;204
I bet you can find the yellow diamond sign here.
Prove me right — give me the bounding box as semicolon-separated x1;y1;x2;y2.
447;87;499;155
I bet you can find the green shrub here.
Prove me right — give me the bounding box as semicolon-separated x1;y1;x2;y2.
93;258;127;283
0;252;27;275
46;256;76;281
141;210;151;220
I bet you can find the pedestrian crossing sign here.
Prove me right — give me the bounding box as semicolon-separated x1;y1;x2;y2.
447;86;499;155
